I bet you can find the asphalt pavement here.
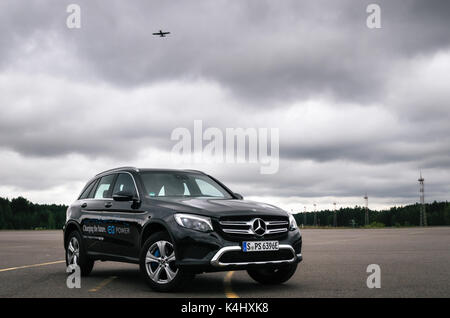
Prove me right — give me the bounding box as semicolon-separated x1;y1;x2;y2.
0;227;449;297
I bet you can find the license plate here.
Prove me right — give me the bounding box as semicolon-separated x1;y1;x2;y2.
242;241;279;252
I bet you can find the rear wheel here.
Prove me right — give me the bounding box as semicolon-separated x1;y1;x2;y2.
65;231;94;276
247;263;298;284
140;232;193;292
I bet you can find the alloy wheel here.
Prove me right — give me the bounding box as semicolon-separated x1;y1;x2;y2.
145;240;178;284
67;236;80;265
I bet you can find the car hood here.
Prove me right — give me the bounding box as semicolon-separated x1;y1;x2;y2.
149;197;288;218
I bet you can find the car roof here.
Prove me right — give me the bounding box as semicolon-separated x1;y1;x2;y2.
95;167;205;177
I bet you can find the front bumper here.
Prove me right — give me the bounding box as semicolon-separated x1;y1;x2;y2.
210;244;302;267
171;223;302;273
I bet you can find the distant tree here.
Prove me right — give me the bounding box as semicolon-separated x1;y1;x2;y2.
294;201;450;228
11;197;31;215
0;197;67;230
48;211;56;229
1;196;449;230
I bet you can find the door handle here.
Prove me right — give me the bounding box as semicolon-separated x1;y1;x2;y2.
105;202;112;208
81;203;87;208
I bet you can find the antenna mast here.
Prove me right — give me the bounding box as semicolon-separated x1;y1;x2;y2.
418;172;427;226
313;203;317;226
303;206;307;226
364;193;369;226
333;202;337;227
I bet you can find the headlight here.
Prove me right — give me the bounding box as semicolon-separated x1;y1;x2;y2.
174;213;213;232
289;214;298;231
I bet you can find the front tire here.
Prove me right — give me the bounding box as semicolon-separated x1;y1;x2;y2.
139;232;193;292
65;231;94;276
247;263;298;285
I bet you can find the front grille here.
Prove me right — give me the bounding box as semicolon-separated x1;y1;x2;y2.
218;215;289;237
219;249;294;264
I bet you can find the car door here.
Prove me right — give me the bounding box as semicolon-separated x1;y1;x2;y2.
97;172;145;259
80;174;117;255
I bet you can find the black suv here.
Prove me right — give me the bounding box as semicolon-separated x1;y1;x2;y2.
63;167;302;291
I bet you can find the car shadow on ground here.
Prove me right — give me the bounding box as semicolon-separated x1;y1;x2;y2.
87;266;301;296
226;276;302;296
88;267;227;295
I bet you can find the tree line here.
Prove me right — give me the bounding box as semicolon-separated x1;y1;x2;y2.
0;197;67;230
0;196;449;230
293;201;450;227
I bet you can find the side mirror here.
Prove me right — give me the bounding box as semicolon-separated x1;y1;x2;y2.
234;193;243;200
113;191;135;202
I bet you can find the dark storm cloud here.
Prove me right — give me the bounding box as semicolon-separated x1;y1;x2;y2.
1;0;450;103
69;0;450;103
282;136;450;165
211;160;450;201
0;0;449;206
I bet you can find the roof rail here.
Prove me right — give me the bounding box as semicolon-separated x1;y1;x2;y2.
184;169;205;174
96;166;139;176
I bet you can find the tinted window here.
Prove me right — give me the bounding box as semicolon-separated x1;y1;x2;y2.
157;183;190;196
112;173;137;197
79;180;96;199
195;179;224;197
141;172;232;199
93;175;116;199
87;179;99;198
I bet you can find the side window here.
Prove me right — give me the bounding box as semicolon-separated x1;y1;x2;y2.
79;180;96;199
112;173;137;197
87;179;99;198
93;175;116;199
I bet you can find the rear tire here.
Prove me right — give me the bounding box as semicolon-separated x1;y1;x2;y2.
139;232;193;292
247;263;298;285
65;231;94;276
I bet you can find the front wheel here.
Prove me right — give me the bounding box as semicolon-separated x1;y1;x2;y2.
139;232;193;292
247;263;298;285
65;231;94;276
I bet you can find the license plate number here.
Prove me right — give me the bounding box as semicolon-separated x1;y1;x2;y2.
242;241;279;252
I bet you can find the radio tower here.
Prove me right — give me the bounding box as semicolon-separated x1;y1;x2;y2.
303;206;307;226
364;193;369;226
418;172;427;226
313;203;317;226
333;202;337;227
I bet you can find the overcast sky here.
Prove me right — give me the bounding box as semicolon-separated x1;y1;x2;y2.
0;0;449;211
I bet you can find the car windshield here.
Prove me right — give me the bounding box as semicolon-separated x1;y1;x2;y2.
140;171;233;199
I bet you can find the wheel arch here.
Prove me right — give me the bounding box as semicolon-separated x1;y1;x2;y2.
64;221;82;248
140;220;174;248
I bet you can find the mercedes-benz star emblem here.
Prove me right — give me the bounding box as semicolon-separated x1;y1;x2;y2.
251;218;267;236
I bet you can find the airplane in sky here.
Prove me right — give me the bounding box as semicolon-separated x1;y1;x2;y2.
152;30;170;37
